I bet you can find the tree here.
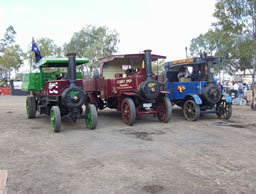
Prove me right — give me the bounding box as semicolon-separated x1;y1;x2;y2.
0;45;23;81
0;25;16;53
152;60;165;75
36;38;58;58
55;46;64;58
190;31;216;57
24;37;61;69
190;29;232;75
213;0;256;109
0;25;22;82
64;25;120;74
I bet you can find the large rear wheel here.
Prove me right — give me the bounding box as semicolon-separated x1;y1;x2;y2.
26;96;36;119
121;98;136;126
183;100;200;121
157;97;172;123
85;104;98;129
50;106;61;133
216;100;232;119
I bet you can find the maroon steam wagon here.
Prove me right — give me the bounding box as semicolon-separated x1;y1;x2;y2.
83;50;172;125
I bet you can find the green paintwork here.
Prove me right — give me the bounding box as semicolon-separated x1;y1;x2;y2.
26;98;29;116
85;108;92;128
21;72;42;91
21;58;88;92
38;58;89;68
70;91;80;97
51;109;56;129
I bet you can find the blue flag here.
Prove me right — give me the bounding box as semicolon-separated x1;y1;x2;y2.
32;38;42;64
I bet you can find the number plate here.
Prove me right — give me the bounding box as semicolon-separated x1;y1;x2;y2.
143;103;152;108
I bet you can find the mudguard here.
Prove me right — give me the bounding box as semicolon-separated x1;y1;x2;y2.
186;94;202;104
223;94;232;103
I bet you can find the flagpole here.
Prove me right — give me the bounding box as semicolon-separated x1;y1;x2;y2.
30;55;32;73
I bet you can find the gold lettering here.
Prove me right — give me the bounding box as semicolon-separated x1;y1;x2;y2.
148;83;157;88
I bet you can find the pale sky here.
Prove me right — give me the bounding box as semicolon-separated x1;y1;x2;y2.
0;0;217;62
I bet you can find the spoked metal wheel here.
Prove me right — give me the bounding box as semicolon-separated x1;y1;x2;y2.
26;96;36;119
121;98;136;126
183;100;200;121
50;106;61;133
216;100;232;119
157;97;172;123
85;104;98;130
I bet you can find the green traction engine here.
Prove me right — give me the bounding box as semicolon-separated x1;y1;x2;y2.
22;54;98;132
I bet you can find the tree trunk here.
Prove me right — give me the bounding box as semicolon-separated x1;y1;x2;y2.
251;56;256;110
251;14;256;110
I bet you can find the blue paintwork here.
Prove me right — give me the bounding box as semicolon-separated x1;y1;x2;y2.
164;57;222;69
191;95;202;104
166;81;208;100
164;56;231;119
223;94;232;103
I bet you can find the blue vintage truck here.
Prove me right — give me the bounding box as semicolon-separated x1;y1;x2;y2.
164;56;232;121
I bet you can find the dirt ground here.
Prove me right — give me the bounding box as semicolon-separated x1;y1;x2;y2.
0;96;256;194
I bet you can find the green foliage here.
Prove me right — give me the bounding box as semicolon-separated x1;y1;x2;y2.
0;25;16;53
213;0;255;36
190;0;256;108
190;0;256;75
0;45;23;80
64;25;120;73
190;30;220;56
0;25;23;81
24;38;62;65
152;60;165;74
36;38;59;58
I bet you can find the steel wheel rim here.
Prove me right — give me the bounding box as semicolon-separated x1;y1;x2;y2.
51;110;56;129
219;101;230;118
26;99;29;117
85;108;92;128
122;102;130;124
184;102;196;120
158;101;167;121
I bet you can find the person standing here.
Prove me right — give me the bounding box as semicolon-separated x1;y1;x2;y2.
243;83;247;99
238;82;243;98
233;82;239;98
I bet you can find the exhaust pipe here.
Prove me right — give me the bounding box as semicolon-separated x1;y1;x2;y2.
207;59;214;83
144;50;152;79
67;53;77;85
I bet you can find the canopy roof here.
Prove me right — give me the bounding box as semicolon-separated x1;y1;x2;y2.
38;58;89;68
98;53;166;64
165;57;222;69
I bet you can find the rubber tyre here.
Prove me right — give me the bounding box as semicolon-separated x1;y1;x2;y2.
50;106;61;133
121;98;136;126
26;96;36;119
201;84;221;104
183;100;200;121
85;104;98;130
157;97;172;123
239;99;247;106
216;100;232;120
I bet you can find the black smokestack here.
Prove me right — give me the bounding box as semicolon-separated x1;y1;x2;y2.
207;58;214;83
67;53;76;85
144;49;152;79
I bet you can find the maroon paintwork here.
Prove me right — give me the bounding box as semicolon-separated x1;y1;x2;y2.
41;80;83;96
98;54;165;78
83;53;167;112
